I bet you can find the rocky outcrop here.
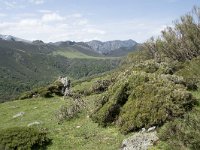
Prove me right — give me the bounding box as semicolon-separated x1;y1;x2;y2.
86;39;137;54
121;131;159;150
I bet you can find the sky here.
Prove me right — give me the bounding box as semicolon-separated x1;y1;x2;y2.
0;0;199;42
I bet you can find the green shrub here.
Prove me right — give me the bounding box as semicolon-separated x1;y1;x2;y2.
47;81;64;96
91;69;197;134
123;48;153;65
157;108;200;150
38;88;52;98
55;104;80;123
118;80;196;134
176;56;200;88
90;79;112;94
133;60;179;75
19;90;38;100
0;127;51;150
55;98;85;123
19;81;64;99
144;7;200;62
91;82;130;126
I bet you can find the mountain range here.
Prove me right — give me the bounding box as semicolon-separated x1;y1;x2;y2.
86;39;137;54
0;34;31;43
0;34;138;56
0;34;139;102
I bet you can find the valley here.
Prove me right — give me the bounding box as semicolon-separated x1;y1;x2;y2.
0;38;136;102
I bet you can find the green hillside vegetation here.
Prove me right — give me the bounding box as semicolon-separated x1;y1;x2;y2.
53;48;119;59
91;60;197;133
53;49;99;59
0;96;127;150
88;6;200;149
0;127;51;150
0;40;120;102
0;55;199;149
175;56;200;86
143;6;200;62
52;42;104;59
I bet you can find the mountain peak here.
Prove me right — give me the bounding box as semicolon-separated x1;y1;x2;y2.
32;40;45;45
86;39;137;54
0;34;31;43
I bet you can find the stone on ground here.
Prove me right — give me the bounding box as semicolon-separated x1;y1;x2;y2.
13;112;25;118
121;131;159;150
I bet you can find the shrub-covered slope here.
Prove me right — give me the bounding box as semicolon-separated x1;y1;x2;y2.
91;60;197;134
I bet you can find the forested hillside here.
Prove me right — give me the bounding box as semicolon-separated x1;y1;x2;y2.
0;40;120;102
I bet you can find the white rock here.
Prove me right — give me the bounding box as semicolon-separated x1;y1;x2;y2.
76;126;81;128
13;112;25;118
147;126;156;132
27;121;41;127
141;128;146;133
121;131;159;150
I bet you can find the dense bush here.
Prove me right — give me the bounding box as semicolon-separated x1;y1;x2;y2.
117;78;196;134
91;82;130;126
90;79;114;94
19;90;38;100
19;81;64;99
122;47;153;65
0;127;51;150
176;56;200;88
47;81;64;96
91;67;197;134
38;88;53;98
158;108;200;150
144;7;200;62
55;98;85;123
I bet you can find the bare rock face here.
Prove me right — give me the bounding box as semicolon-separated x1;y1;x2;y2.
86;39;137;54
121;131;159;150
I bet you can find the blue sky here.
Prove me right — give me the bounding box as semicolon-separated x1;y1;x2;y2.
0;0;199;42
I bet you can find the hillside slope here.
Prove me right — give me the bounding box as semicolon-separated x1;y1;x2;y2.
0;54;199;149
0;94;126;149
0;39;120;102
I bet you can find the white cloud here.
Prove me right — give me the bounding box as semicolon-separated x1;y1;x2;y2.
1;0;44;9
69;13;82;18
38;9;53;13
3;1;26;9
41;12;65;22
0;12;107;42
93;19;170;42
0;2;170;43
29;0;44;5
76;19;88;25
83;28;106;35
0;13;6;17
0;14;169;42
4;1;17;8
19;19;40;26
